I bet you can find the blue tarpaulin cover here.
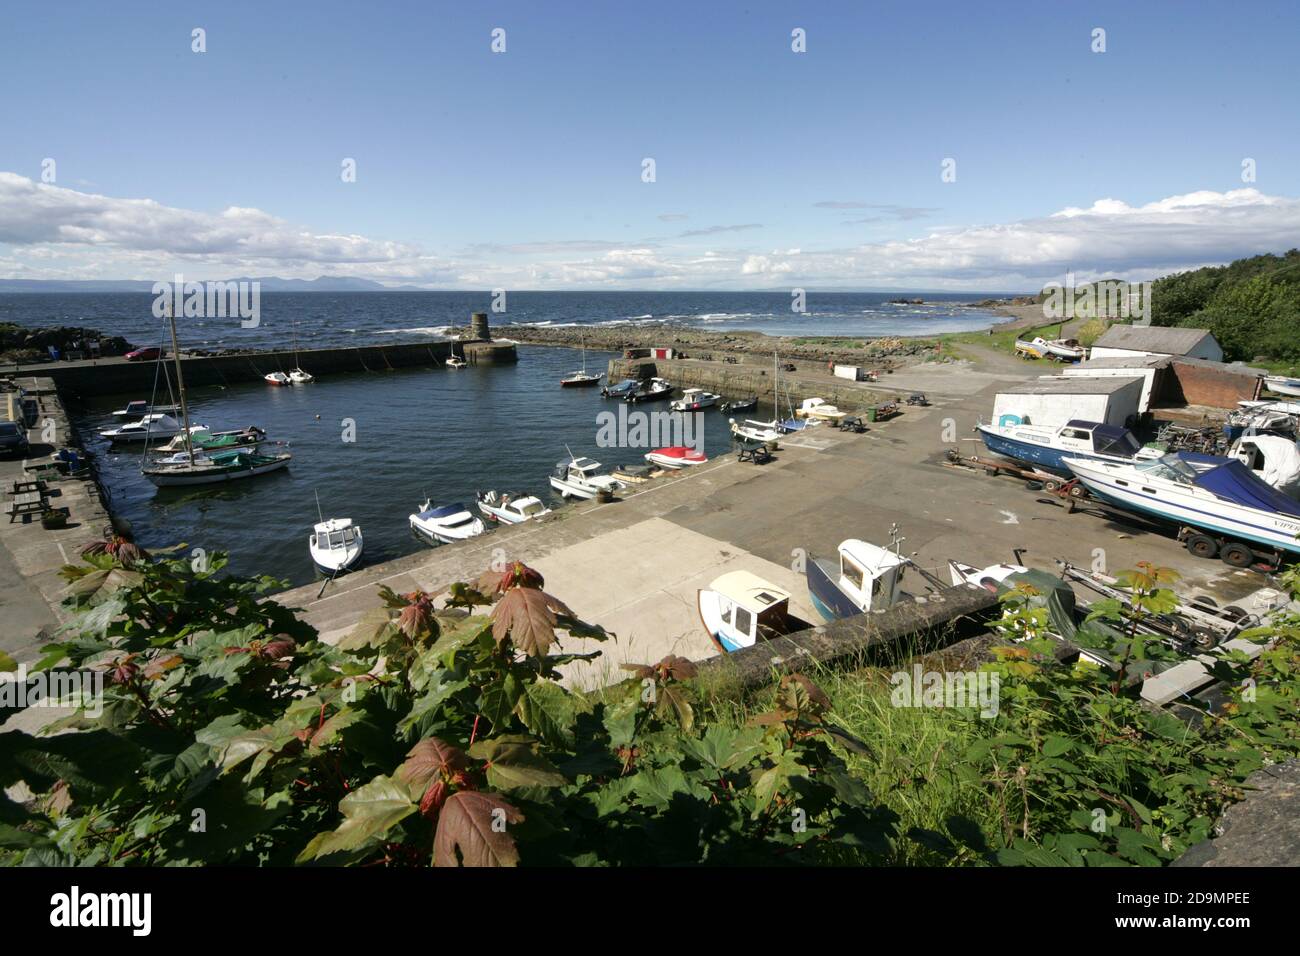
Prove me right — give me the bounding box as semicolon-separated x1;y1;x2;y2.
1192;460;1300;518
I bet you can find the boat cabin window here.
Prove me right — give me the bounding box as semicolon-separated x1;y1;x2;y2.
733;606;754;638
1059;427;1091;441
840;556;865;591
1136;455;1196;484
1092;429;1142;457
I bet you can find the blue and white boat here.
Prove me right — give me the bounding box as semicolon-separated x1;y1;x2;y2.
805;539;908;621
409;500;486;545
697;571;798;653
977;418;1163;476
601;379;639;399
1063;453;1300;561
1264;375;1300;398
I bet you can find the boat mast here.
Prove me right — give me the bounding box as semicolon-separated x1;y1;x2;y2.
165;302;195;465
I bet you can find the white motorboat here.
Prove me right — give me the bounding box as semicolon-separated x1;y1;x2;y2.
1063;453;1300;564
310;518;364;575
264;371;291;386
1230;434;1300;498
1264;375;1300;397
796;398;848;423
548;456;626;499
697;571;799;653
644;446;707;469
112;399;178;418
805;539;909;621
476;490;553;524
670;388;720;412
729;418;781;446
978;418;1164;476
1238;399;1300;417
625;377;674;403
289;368;314;385
409;500;487;544
100;414;204;443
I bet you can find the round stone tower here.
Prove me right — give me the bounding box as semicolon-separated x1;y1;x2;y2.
470;312;491;341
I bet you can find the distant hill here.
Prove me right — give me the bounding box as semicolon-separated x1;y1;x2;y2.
1149;249;1300;363
0;276;396;293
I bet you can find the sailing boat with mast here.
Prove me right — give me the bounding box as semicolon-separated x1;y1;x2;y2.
560;333;603;387
143;305;292;487
729;351;784;444
288;317;313;384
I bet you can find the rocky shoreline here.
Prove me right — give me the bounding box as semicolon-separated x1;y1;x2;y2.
0;324;133;364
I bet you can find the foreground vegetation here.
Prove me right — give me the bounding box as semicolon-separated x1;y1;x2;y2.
0;544;1296;866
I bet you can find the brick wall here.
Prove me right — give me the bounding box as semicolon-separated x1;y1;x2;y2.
1156;361;1261;409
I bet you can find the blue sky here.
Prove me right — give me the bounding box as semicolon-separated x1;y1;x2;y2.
1;0;1298;289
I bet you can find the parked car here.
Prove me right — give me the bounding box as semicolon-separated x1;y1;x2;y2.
125;346;165;362
0;421;29;457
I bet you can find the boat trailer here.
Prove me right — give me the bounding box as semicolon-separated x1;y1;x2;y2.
944;450;1090;500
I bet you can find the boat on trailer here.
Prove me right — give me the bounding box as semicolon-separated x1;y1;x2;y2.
409;501;486;544
977;418;1164;476
697;571;801;653
1264;375;1300;397
476;490;553;524
644;446;707;469
549;455;627;499
796;398;848;423
309;518;364;575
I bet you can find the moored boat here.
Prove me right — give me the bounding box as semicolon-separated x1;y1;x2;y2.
719;395;758;414
625;377;674;403
560;335;603;387
156;425;266;453
112;399;178;418
670;388;719;411
644;446;707;469
264;371;291;386
100;414;203;443
289;368;314;385
409;501;487;544
309;518;364;575
602;378;639;399
476;490;553;524
143;448;292;486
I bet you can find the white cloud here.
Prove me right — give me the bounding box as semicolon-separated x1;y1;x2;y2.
1;173;1297;290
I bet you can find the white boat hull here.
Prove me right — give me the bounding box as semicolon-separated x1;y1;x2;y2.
144;456;291;486
1265;376;1300;397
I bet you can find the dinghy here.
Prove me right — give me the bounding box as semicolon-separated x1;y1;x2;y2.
670;388;720;412
309;518;364;575
644;446;707;469
548;456;627;499
719;395;758;414
796;398;848;423
409;501;486;544
476;490;553;524
697;571;800;653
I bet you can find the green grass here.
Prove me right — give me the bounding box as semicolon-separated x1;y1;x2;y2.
928;321;1064;364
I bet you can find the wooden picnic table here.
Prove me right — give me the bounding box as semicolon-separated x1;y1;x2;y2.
9;478;47;496
6;490;46;521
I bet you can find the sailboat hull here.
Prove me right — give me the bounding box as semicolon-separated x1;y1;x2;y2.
144;456;291;487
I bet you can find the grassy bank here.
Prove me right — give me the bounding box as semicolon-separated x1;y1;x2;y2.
928;321;1063;363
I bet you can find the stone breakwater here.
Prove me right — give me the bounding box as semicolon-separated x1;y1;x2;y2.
451;323;944;368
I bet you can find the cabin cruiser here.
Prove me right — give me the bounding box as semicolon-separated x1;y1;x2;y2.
100;414;205;443
670;388;720;412
476;490;553;524
796;398;848;423
644;446;707;469
309;518;364;575
602;379;639;399
625;378;674;404
1063;453;1300;564
697;571;802;653
978;418;1163;476
548;456;627;499
264;371;291;386
112;399;178;418
729;418;782;446
409;501;486;544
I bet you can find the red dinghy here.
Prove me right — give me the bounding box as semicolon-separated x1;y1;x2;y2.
645;446;708;469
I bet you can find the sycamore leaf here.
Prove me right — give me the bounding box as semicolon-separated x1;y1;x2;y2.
477;562;545;595
307;708;363;752
62;568;144;607
491;587;564;657
296;775;416;862
776;673;831;718
468;734;567;790
433;791;524;867
337;607;397;652
513;680;577;748
397;737;469;797
657;684;695;733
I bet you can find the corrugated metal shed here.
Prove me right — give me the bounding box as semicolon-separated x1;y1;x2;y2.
1092;325;1218;356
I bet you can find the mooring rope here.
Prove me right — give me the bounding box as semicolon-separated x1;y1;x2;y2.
356;347;373;373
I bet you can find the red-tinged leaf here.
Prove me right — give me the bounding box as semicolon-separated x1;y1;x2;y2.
396;591;439;640
478;561;546;595
258;636;297;660
433;791;524;867
777;673;831;717
398;737;470;795
419;778;449;820
490;587;558;657
142;653;184;680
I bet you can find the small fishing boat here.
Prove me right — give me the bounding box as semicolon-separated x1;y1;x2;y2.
1040;337;1087;361
1264;375;1300;397
264;371;291;386
156;425;266;453
729;418;781;445
977;418;1165;476
548;455;627;499
625;378;674;403
142;447;292;486
409;501;486;544
697;571;800;653
602;378;639;399
796;398;848;423
670;388;720;412
1063;453;1300;563
112;399;178;418
476;490;553;524
560;336;603;387
289;368;314;385
805;539;910;622
309;517;364;575
644;446;708;469
719;395;758;414
100;414;202;443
